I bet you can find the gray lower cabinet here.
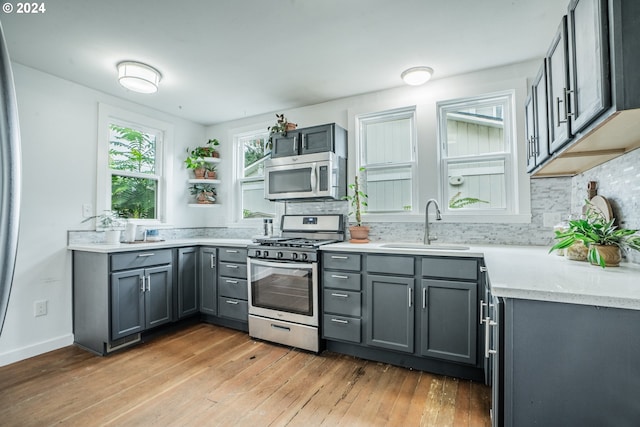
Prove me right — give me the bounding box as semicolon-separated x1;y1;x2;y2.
177;247;198;318
217;247;248;323
199;247;217;315
322;254;363;344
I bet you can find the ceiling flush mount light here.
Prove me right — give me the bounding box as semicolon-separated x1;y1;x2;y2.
117;61;162;94
401;66;434;86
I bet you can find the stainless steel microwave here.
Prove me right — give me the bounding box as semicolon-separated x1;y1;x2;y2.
264;152;346;201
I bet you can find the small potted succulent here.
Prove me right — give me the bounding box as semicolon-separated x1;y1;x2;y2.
343;168;369;243
82;210;125;244
205;163;217;180
550;201;640;267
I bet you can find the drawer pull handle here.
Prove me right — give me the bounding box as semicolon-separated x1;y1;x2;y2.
271;324;290;331
331;293;349;298
331;318;348;324
137;253;155;257
226;264;239;269
210;254;216;269
331;255;349;259
331;274;349;279
225;300;239;305
226;279;238;284
226;250;239;253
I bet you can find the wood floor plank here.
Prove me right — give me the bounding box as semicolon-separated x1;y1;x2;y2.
0;323;491;427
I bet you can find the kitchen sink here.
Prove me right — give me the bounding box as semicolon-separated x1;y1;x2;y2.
378;243;470;251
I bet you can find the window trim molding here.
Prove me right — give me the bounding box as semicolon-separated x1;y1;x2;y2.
97;103;174;226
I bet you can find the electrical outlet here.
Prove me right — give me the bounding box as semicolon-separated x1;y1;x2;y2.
543;212;562;228
34;300;47;317
82;204;92;218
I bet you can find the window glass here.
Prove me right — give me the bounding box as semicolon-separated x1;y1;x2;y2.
237;131;275;219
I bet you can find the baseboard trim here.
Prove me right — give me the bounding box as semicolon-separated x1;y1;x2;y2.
0;333;74;367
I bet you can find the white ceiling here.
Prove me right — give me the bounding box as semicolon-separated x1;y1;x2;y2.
1;0;567;126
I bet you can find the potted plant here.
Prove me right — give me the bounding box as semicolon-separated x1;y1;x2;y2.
185;148;207;179
82;210;125;244
267;113;297;146
550;202;640;267
205;163;217;180
343;168;369;243
206;138;220;158
190;183;216;204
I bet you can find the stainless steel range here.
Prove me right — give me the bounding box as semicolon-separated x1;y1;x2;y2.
247;214;345;352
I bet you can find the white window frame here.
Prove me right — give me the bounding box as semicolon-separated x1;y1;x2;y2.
232;127;274;224
436;90;522;222
97;104;174;226
355;106;418;218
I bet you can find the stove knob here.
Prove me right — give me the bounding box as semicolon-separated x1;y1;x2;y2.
292;252;299;260
277;251;284;259
263;250;269;258
301;253;308;261
254;250;261;257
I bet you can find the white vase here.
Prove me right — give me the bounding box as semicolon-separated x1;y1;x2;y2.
105;230;121;244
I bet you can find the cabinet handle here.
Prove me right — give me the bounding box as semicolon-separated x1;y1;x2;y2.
331;274;349;279
302;134;307;149
408;288;413;308
479;299;487;324
293;136;298;153
225;300;239;305
146;275;151;292
422;287;427;310
140;276;145;292
564;88;574;118
225;249;239;253
137;253;155;257
331;255;348;260
485;317;498;358
331;292;349;298
210;254;215;269
331;318;348;324
226;264;239;269
556;96;566;125
226;279;238;284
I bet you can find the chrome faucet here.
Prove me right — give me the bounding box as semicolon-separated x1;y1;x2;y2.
424;199;442;245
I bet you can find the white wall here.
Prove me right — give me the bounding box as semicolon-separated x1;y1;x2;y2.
0;64;205;366
207;59;539;225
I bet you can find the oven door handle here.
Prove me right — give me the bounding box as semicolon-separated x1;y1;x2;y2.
249;259;315;270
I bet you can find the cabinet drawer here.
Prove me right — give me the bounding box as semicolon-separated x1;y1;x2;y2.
323;252;361;271
218;262;247;279
323;270;361;291
218;247;248;263
323;314;361;343
218;297;248;322
366;255;414;276
421;257;478;280
218;277;248;300
323;289;361;317
110;249;172;271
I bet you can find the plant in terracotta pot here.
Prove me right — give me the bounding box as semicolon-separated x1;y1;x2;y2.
185;148;207;179
206;138;220;158
205;163;217;180
343;168;369;243
190;183;216;204
550;203;640;268
267;113;297;147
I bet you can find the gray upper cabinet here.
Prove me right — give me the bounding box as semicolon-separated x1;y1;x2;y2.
177;247;198;318
567;0;610;134
547;16;572;153
526;63;550;172
270;123;347;158
366;274;415;353
199;247;217;316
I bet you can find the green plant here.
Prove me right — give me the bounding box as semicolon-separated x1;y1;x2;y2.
449;192;489;209
184;147;207;170
207;138;220;153
343;168;368;227
189;183;216;196
82;210;125;230
205;163;217;172
550;202;640;268
267;114;296;146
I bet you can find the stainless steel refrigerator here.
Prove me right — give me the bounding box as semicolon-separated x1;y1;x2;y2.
0;22;21;336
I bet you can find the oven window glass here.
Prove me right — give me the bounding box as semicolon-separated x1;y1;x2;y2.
269;167;313;194
250;263;313;316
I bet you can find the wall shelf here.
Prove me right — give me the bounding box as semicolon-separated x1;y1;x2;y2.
188;179;221;184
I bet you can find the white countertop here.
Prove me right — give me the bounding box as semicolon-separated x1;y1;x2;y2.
322;242;640;310
68;238;253;253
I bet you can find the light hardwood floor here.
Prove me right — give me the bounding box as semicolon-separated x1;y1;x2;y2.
0;323;491;426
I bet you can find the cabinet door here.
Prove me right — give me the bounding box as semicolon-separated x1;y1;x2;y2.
270;132;299;158
525;95;537;172
200;247;217;315
366;274;414;353
299;124;333;155
568;0;610;133
177;247;198;318
111;269;145;340
145;265;173;329
533;63;550;166
547;16;572;153
420;279;477;365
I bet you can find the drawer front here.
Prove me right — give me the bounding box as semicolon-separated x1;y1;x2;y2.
218;247;248;263
111;249;172;271
421;257;478;280
218;262;248;279
366;255;414;276
323;252;361;271
218;297;248;321
218;277;248;300
323;289;361;317
323;270;361;291
323;314;361;343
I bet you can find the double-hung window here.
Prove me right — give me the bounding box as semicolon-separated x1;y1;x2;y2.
437;91;516;217
235;130;275;220
356;107;417;214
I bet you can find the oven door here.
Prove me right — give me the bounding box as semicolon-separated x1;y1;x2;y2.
247;258;318;326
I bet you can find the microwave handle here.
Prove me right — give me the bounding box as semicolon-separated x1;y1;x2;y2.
310;163;317;191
